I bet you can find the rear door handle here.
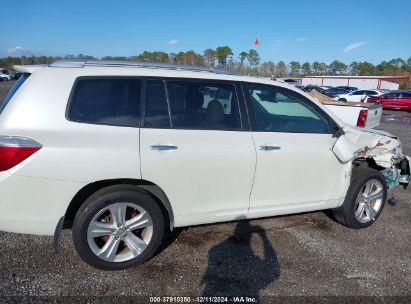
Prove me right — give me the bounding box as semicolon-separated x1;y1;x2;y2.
150;145;178;151
257;145;281;151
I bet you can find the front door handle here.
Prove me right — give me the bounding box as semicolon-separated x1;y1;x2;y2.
257;145;281;151
150;145;178;151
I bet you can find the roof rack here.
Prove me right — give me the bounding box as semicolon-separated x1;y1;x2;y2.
49;59;242;76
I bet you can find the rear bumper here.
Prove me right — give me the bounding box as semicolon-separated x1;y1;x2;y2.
0;172;85;236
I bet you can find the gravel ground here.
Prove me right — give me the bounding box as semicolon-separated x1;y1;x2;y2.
0;81;410;302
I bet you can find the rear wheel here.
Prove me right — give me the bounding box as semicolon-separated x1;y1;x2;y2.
333;167;387;229
338;98;347;102
72;186;165;270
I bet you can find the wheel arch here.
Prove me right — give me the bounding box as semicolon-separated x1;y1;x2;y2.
352;157;385;171
63;179;174;231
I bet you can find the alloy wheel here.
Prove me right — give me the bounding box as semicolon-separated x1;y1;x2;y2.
354;179;384;224
86;202;153;263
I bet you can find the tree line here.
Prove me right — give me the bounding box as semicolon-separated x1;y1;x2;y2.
1;47;410;87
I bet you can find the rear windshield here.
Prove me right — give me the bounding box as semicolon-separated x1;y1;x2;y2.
0;74;29;114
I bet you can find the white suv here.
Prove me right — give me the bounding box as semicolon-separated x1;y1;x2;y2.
0;60;410;270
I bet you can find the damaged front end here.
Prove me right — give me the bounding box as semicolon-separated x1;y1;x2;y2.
333;126;411;189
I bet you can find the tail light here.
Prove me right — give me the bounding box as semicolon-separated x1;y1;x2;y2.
357;110;368;128
0;136;42;172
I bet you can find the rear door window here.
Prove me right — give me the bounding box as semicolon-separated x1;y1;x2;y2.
144;80;170;128
68;77;142;127
167;80;240;130
0;74;29;114
143;79;241;130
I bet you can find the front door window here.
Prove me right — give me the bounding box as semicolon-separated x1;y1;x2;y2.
246;83;332;133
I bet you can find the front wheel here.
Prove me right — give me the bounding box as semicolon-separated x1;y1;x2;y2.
338;98;347;102
333;167;387;229
72;186;165;270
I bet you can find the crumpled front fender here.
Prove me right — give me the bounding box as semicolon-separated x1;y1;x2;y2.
332;126;410;188
333;125;409;168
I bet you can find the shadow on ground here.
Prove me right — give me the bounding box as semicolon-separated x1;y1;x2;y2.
201;220;280;299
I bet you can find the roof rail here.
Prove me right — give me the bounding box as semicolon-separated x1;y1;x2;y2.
49;59;242;76
49;59;86;68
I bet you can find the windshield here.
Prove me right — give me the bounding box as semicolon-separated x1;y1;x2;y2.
0;74;29;114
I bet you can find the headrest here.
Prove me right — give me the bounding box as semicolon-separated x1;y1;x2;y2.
186;86;204;112
206;100;224;123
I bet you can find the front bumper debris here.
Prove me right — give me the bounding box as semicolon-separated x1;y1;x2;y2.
382;156;410;189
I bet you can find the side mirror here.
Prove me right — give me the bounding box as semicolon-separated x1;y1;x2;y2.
332;135;355;163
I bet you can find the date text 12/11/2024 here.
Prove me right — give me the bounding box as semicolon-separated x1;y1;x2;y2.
149;296;258;303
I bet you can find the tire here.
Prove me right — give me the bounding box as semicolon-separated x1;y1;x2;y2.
332;166;387;229
338;98;347;102
72;185;165;270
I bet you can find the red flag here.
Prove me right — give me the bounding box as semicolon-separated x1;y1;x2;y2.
255;38;260;45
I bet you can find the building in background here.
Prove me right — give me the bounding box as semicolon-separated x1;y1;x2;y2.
301;75;409;90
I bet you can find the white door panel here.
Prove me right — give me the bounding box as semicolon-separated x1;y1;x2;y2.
140;129;256;224
250;132;349;210
244;83;351;213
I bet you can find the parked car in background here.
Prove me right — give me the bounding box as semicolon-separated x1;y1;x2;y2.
323;87;349;99
303;85;330;94
0;68;13;81
368;91;411;110
307;91;382;128
0;60;409;270
322;100;382;128
318;86;332;91
336;86;358;92
283;79;299;85
336;89;385;102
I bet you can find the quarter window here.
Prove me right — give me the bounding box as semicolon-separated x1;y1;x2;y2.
246;83;331;133
68;78;142;127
